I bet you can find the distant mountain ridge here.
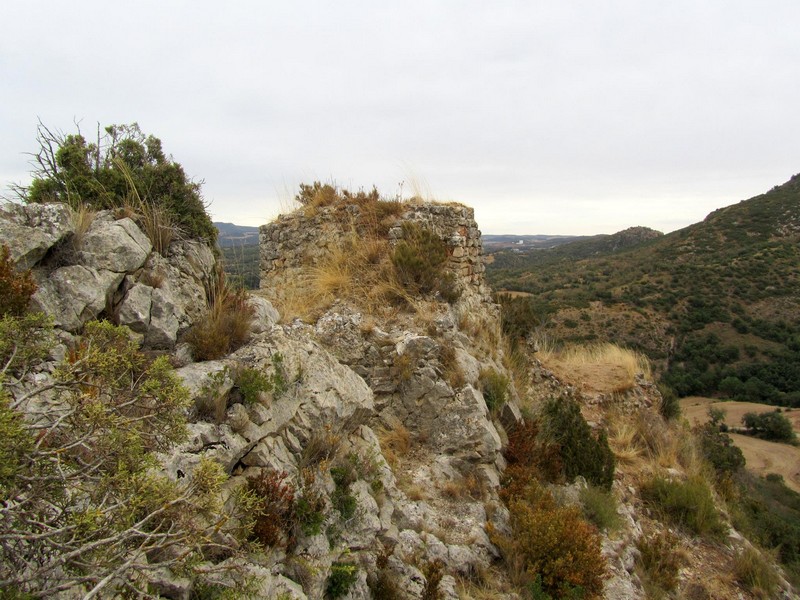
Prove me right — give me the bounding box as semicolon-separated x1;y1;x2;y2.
482;234;584;251
214;222;259;248
487;173;800;405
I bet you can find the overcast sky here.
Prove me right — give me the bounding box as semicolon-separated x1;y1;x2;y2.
2;1;799;235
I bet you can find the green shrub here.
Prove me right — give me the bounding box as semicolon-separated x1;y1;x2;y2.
479;368;510;414
269;352;289;397
326;562;359;599
0;319;242;596
636;530;683;596
22;123;217;244
0;313;54;376
657;383;681;420
579;485;621;532
540;397;616;490
732;472;800;577
392;222;458;301
641;476;725;537
492;480;606;598
294;486;327;537
697;418;745;479
742;410;796;444
234;367;272;405
0;245;36;317
734;547;780;599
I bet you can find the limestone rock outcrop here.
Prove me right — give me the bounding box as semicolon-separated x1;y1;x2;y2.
1;202;217;347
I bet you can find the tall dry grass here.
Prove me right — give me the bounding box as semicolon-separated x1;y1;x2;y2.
114;157;177;255
69;202;97;250
538;342;651;393
607;407;707;483
274;225;410;322
184;265;254;360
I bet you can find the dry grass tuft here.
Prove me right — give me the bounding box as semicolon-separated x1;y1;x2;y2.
377;416;411;470
115;157;177;255
69;203;96;249
606;408;691;479
457;309;502;360
734;547;781;599
273;228;410;323
538;342;651;394
184;266;254;360
298;428;342;471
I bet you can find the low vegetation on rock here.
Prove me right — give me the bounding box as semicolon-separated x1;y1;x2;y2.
13;121;217;245
0;288;247;596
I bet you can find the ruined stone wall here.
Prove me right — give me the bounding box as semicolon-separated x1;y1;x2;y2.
259;201;492;302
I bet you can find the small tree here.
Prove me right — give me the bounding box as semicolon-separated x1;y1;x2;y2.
742;410;796;443
16;121;217;245
0;318;244;597
540;397;616;490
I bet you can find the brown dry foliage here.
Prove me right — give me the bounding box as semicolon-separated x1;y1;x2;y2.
492;480;607;598
248;470;296;549
0;244;36;317
185;267;254;360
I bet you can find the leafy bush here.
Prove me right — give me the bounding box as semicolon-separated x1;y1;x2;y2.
742;410;797;444
579;485;621;532
326;562;359;599
479;368;510;413
540;397;616;490
734;547;780;599
697;417;745;479
330;458;359;521
0;313;54;375
247;470;296;548
732;472;800;577
657;383;681;420
503;419;563;495
21;122;217;244
293;470;328;537
0;245;36;317
234;367;272;405
636;530;683;596
641;476;725;537
497;294;551;350
0;319;239;596
392;221;457;300
492;480;606;598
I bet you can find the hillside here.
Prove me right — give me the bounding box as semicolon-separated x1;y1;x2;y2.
4;192;800;598
488;174;800;404
214;222;260;288
482;233;583;251
489;226;663;270
214;221;260;247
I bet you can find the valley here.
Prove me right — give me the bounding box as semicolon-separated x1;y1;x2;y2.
682;397;800;492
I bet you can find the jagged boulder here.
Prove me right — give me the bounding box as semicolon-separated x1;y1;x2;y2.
0;203;217;348
77;215;152;272
0;202;74;269
31;265;123;332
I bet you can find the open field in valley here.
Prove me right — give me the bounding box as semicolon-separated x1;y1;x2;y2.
681;397;800;493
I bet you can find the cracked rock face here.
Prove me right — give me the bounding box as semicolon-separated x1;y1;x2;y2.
0;202;74;269
0;203;231;348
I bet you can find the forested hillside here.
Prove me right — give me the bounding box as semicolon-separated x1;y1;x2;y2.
488;175;800;404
